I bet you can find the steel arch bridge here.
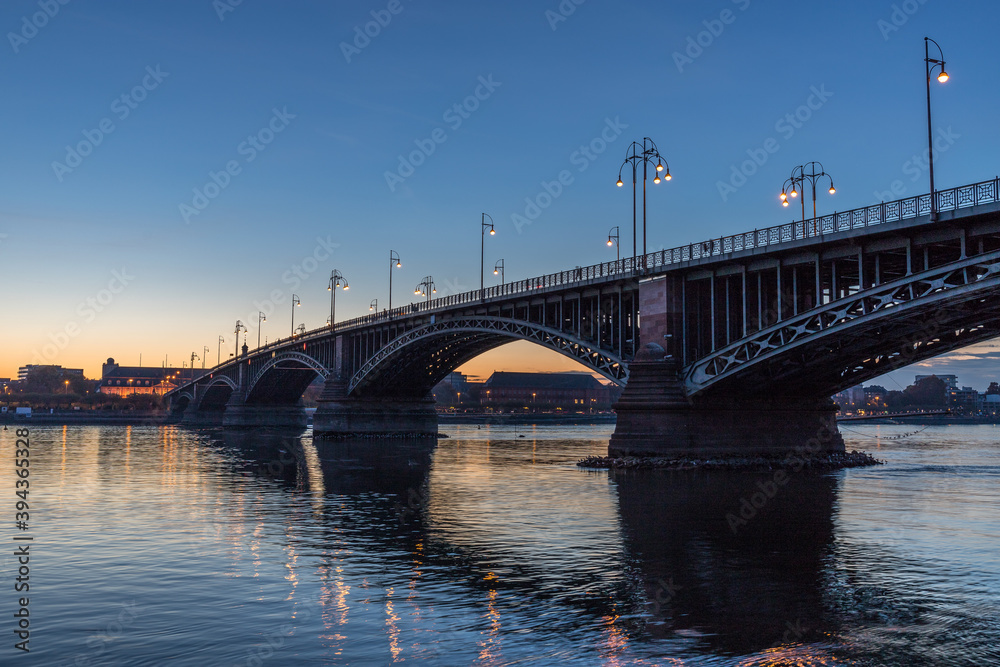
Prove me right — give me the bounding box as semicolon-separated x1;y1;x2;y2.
164;177;1000;453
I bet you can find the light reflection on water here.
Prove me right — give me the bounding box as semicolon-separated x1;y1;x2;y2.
1;423;998;665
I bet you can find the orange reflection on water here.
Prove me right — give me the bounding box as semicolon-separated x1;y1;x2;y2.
475;572;502;665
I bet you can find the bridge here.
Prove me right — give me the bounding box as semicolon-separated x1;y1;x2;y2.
166;177;1000;456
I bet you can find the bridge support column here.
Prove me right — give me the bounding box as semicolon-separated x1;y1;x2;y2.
610;344;844;457
313;377;437;438
220;357;308;429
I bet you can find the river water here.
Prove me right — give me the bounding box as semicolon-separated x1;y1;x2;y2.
1;422;998;666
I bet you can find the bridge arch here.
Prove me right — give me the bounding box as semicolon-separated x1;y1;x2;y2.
197;376;238;412
685;251;1000;399
246;351;329;405
348;317;628;398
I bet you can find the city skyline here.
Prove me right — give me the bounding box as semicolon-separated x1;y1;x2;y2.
4;1;1000;388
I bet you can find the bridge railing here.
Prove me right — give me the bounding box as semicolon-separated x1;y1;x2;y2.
171;177;1000;396
336;177;1000;332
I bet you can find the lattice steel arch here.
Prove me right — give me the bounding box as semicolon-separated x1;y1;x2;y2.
245;351;329;403
684;249;1000;397
349;317;629;395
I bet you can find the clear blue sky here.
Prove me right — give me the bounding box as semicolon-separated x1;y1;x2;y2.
2;0;999;391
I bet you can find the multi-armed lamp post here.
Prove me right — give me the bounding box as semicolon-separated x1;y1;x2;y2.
617;137;671;260
780;162;835;234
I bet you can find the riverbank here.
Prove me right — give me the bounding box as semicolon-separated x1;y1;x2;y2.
0;411;168;426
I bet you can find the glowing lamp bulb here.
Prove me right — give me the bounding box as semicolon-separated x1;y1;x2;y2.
664;172;672;181
938;71;949;83
616;178;623;187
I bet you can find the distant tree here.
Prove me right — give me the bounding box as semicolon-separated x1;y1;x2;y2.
904;375;946;407
986;382;1000;395
864;384;888;395
884;390;906;410
22;367;62;394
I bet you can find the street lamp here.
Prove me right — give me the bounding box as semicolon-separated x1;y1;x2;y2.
257;311;266;349
234;320;246;358
414;275;436;302
617;137;671;260
481;213;495;299
493;259;504;283
388;250;402;310
779;162;835;233
369;298;378;312
607;226;620;262
328;269;348;331
290;294;301;336
203;346;209;368
925;36;949;221
218;335;225;365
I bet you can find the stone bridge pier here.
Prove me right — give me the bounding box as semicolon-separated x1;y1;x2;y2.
313;335;437;438
221;351;309;429
609;275;845;457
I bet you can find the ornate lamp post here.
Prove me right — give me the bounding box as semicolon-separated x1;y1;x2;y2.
218;335;225;365
607;226;620;262
617;137;671;260
328;269;348;330
493;259;504;283
780;162;835;233
414;276;436;302
925;37;949;221
388;251;402;310
369;298;378;312
257;311;266;349
481;213;495;298
234;320;246;358
290;294;300;336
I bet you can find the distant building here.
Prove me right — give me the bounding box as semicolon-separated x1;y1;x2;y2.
480;371;619;411
833;385;865;411
948;385;979;412
917;374;957;390
98;358;206;396
17;365;84;382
